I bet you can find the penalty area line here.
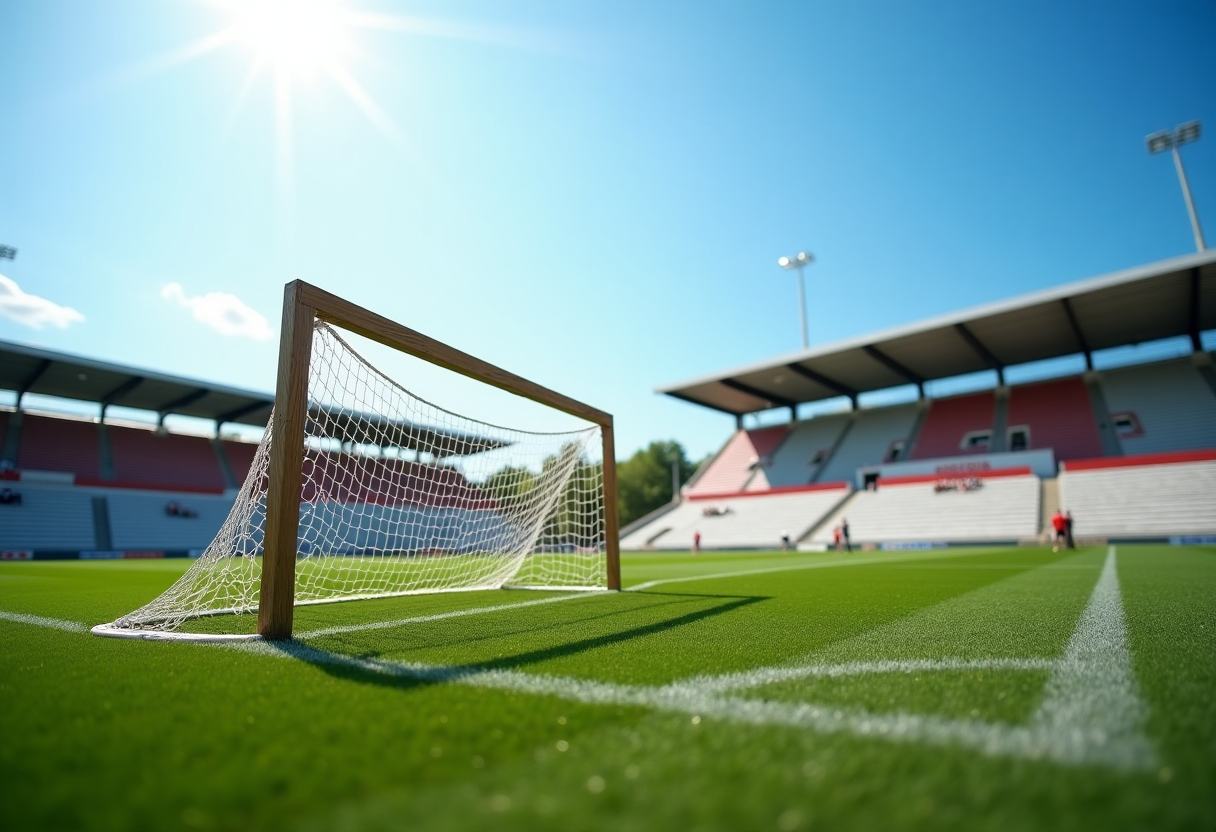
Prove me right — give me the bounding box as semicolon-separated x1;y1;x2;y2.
626;547;999;592
294;592;596;639
0;610;88;632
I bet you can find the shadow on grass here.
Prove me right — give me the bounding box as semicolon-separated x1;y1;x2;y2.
267;591;765;694
312;589;737;654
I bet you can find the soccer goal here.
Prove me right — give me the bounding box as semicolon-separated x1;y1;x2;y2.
93;281;620;641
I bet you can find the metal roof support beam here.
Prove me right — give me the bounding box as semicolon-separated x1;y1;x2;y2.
718;378;797;411
786;364;858;409
1060;298;1093;370
862;346;925;398
217;400;273;430
156;387;211;425
954;324;1005;385
16;358;53;408
100;376;145;421
1189;266;1203;352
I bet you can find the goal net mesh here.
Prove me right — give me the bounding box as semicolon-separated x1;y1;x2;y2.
106;322;607;633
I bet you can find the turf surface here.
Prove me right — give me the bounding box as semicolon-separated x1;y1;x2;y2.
1;545;1212;831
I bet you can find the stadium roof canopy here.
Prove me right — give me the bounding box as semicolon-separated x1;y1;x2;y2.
0;340;508;457
658;249;1216;418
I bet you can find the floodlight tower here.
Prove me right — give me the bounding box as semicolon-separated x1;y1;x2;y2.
777;251;813;349
1147;121;1207;251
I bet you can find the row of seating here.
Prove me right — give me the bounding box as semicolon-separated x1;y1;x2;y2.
0;481;522;554
686;356;1216;493
624;456;1216;550
2;412;260;491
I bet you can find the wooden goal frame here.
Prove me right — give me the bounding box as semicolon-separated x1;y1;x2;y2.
258;280;621;639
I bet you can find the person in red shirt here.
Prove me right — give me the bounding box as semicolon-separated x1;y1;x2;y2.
1050;510;1068;552
693;530;701;555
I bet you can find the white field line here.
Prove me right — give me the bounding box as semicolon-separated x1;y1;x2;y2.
295;593;593;639
1025;545;1157;770
228;545;1155;771
0;610;88;632
299;549;989;637
625;548;995;592
676;657;1057;694
1;546;1156;771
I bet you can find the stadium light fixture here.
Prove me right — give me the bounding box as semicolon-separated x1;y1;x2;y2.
1147;120;1206;251
778;251;813;349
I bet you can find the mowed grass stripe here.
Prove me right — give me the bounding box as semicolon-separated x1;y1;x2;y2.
1;545;1210;832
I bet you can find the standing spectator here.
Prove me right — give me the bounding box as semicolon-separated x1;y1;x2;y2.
781;531;791;551
0;486;21;505
841;518;852;552
693;530;701;555
1050;510;1068;552
833;525;842;553
1065;510;1076;550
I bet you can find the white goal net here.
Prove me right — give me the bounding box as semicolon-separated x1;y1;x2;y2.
96;322;608;637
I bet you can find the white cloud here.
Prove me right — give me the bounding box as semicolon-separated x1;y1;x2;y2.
0;274;86;330
161;282;273;341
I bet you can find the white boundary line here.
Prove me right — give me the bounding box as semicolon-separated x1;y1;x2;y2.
0;610;88;632
625;548;998;592
295;593;594;639
0;546;1158;771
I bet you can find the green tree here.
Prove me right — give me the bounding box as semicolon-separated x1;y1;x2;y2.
616;440;696;527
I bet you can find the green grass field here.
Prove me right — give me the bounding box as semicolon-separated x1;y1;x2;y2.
2;545;1213;831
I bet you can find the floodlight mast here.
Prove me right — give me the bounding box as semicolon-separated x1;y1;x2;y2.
778;251;813;349
1147;121;1206;252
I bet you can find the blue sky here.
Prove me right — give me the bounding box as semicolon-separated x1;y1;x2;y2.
1;0;1213;461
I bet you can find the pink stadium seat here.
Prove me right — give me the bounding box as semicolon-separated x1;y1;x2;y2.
298;452;494;508
222;440;259;485
17;414;102;478
108;425;226;490
909;391;996;460
1005;377;1103;462
686;426;789;496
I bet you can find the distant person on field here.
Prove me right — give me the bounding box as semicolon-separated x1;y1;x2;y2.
781;531;791;551
1050;510;1068;552
841;518;851;552
833;525;842;553
1065;510;1075;550
693;530;701;555
0;487;21;506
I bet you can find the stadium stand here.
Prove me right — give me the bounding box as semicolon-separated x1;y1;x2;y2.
908;391;996;460
810;471;1041;546
0;409;12;463
1058;452;1216;539
762;413;851;487
17;414;102;479
108;425;227;490
221;439;260;485
815;403;921;485
620;485;851;550
1098;357;1216;455
684;426;788;496
1004;376;1104;462
0;481;97;551
105;490;236;550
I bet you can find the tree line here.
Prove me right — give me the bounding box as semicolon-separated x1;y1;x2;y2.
482;440;705;539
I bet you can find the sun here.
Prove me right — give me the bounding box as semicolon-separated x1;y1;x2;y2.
221;0;352;77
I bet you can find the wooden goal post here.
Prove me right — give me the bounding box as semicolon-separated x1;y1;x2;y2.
258;280;621;639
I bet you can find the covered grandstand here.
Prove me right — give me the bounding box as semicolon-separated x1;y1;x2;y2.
0;344;513;559
630;249;1216;550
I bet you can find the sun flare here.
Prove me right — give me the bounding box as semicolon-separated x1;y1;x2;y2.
223;0;351;75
